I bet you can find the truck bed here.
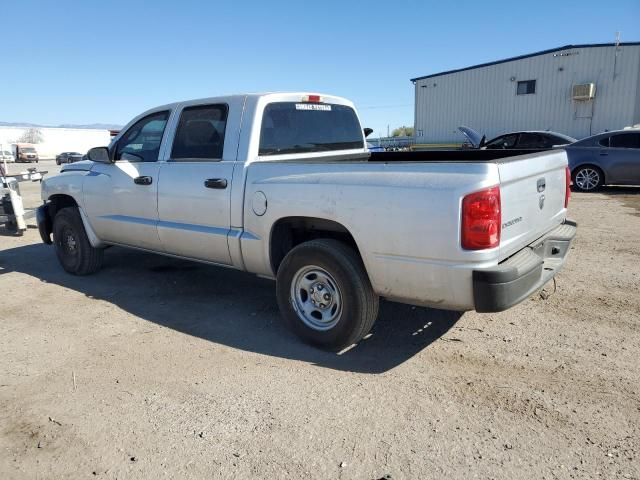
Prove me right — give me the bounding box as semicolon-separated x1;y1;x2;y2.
368;149;550;162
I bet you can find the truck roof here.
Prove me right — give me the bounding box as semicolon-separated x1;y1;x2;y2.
149;92;355;113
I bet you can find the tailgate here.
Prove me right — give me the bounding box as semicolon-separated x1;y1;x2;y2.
498;150;568;260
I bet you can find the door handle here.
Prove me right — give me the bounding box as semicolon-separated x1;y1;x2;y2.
599;152;608;156
204;178;228;189
133;176;153;185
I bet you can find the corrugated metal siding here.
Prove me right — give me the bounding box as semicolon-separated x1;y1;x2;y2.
414;45;640;142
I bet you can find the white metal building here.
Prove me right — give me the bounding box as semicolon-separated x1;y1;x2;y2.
411;43;640;143
0;126;112;159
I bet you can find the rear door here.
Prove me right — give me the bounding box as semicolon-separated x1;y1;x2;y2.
497;150;568;259
156;100;241;265
606;133;640;183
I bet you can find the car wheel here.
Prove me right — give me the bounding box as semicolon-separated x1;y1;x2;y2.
53;206;104;275
276;239;379;351
573;166;603;192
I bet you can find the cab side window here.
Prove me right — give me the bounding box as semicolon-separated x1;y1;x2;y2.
171;104;228;161
486;134;518;149
115;111;170;162
517;133;547;149
610;133;640;149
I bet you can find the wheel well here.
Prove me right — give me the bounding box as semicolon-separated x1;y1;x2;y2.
48;194;78;219
572;164;605;182
270;217;360;274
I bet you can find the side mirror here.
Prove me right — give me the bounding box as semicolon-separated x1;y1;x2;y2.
87;147;111;163
363;128;373;138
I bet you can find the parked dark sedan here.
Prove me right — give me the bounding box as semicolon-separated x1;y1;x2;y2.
459;126;576;150
55;152;83;165
565;130;640;191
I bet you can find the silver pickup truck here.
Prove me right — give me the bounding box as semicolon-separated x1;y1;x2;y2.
37;92;576;350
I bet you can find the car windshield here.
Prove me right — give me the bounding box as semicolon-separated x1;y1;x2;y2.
22;147;36;153
485;134;517;148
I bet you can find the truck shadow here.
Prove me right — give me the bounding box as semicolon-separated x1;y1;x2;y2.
597;186;640;217
0;243;463;374
597;185;640;195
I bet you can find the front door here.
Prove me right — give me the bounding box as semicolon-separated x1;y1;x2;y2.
83;110;170;250
157;103;234;264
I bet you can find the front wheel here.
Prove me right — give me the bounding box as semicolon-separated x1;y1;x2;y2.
52;206;104;275
573;166;603;192
276;239;379;351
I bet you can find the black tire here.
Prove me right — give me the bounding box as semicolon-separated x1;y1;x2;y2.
52;206;103;275
276;239;379;351
572;165;604;192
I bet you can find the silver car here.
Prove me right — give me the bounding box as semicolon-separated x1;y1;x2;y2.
566;130;640;191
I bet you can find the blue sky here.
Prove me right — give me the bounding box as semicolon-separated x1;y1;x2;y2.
2;0;639;137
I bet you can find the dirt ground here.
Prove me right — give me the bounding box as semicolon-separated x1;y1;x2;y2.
1;160;639;479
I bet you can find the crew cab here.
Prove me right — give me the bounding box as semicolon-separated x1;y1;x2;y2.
37;93;576;350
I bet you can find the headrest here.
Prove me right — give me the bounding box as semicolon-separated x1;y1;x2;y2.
186;120;217;145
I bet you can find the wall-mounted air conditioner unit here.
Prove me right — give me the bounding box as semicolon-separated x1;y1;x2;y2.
572;83;596;101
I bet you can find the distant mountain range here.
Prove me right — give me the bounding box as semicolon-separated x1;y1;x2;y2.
0;121;122;130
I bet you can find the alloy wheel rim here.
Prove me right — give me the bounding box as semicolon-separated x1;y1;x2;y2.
290;266;342;331
575;168;600;190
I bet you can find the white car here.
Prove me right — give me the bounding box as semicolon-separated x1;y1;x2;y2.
37;92;576;350
0;149;15;163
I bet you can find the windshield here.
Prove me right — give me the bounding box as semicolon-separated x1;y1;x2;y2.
22;147;36;153
259;102;364;155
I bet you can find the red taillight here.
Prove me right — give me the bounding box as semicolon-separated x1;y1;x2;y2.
461;186;501;250
564;166;571;208
305;95;321;103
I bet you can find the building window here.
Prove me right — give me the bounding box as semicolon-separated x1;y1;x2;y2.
517;80;536;95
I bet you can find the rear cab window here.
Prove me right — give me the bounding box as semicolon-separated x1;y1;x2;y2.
259;101;364;156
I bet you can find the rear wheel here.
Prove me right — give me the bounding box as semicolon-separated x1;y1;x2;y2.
53;206;103;275
276;239;379;351
573;166;603;192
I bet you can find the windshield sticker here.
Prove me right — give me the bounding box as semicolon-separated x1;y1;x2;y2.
295;104;332;111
